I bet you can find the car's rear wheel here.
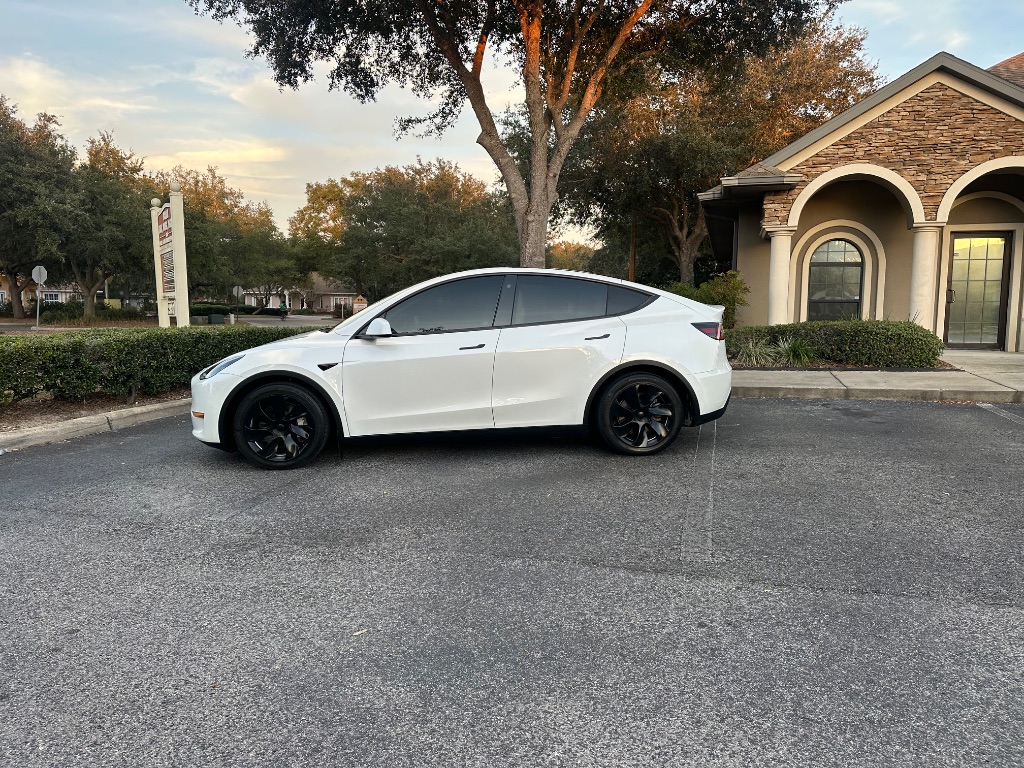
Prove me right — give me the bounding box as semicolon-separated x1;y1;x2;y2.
596;372;684;456
233;383;329;469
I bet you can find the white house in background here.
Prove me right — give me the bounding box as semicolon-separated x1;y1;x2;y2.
241;273;359;312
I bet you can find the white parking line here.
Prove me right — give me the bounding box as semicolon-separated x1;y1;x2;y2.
976;402;1024;426
678;419;718;563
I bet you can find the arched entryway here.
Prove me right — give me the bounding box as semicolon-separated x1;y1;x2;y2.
936;160;1024;350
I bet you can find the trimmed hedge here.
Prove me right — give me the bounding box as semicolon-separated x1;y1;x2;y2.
190;304;273;316
0;325;319;403
724;319;944;368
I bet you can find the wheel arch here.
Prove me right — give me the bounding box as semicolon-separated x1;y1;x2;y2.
218;372;345;451
584;361;699;428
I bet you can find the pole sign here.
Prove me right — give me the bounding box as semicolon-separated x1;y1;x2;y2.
157;204;175;295
150;183;190;327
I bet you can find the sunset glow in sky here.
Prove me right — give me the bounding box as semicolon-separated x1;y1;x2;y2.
1;0;1021;230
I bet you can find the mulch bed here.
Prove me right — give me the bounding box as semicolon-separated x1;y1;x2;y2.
0;388;191;432
728;359;959;371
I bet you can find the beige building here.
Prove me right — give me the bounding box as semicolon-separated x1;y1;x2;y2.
700;51;1024;350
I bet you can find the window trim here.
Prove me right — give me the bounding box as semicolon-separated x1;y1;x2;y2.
356;273;655;337
805;239;864;322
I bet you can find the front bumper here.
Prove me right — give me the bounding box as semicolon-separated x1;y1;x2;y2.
189;372;239;445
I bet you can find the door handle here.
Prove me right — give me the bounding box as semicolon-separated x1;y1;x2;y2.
585;333;610;340
460;343;485;350
947;288;956;304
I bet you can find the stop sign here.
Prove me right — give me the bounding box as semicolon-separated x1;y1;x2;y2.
32;265;47;285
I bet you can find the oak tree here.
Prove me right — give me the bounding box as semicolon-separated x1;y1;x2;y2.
189;0;831;268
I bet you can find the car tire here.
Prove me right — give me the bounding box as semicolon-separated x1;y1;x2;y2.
595;372;685;456
233;383;330;469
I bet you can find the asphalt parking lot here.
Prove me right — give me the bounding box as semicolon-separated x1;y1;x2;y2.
1;398;1022;767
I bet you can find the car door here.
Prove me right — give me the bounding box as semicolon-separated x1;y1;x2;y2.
342;275;504;436
491;275;646;428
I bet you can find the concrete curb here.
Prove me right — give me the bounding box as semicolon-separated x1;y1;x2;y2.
732;385;1024;404
0;399;192;453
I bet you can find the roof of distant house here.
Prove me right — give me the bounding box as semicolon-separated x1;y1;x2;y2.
989;52;1024;88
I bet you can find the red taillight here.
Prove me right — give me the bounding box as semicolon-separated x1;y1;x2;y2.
692;321;724;340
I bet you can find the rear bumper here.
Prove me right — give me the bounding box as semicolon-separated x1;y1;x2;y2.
690;354;732;418
693;394;730;425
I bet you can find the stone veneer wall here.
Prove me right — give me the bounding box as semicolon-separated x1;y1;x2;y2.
762;82;1024;226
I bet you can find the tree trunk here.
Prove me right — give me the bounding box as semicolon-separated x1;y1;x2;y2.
9;279;27;319
80;281;107;319
519;195;552;269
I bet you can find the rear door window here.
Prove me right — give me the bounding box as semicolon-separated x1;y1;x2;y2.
511;276;608;325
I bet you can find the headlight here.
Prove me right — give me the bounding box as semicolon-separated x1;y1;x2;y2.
199;354;244;380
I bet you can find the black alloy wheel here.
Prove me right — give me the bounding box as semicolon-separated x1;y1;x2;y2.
233;383;329;469
596;372;684;455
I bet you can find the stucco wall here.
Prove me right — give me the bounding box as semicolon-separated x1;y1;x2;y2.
947;197;1024;225
793;181;916;320
735;207;771;326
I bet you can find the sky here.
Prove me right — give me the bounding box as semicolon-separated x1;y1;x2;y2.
1;0;1023;233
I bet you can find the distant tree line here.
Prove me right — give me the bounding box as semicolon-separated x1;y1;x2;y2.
0;6;879;320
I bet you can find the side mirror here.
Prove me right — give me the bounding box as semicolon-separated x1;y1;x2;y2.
364;317;393;338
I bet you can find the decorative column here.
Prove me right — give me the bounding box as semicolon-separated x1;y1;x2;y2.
765;226;797;325
909;224;943;331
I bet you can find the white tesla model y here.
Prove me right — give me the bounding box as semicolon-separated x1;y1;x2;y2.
190;268;732;469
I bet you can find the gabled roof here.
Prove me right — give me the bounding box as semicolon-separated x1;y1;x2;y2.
757;51;1024;171
990;53;1024;88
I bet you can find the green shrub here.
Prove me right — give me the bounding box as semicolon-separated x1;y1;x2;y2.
734;337;777;367
665;271;749;329
725;319;943;368
39;300;145;325
189;303;232;317
771;336;818;367
292;308;316;315
0;325;319;404
332;304;347;319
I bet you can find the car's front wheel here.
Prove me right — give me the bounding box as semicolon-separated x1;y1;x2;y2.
595;372;684;456
233;383;329;469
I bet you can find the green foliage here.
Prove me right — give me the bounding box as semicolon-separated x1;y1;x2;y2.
39;299;143;325
665;271;750;329
724;320;944;368
734;338;778;368
291;308;317;315
293;160;519;300
188;304;232;317
0;97;77;318
0;326;318;404
770;336;818;367
192;302;258;315
542;13;881;283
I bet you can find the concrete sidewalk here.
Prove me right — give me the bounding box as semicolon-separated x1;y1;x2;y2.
733;349;1024;404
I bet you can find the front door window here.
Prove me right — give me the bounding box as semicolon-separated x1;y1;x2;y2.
946;235;1010;348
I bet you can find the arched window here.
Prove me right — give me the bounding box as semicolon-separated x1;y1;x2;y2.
807;239;863;320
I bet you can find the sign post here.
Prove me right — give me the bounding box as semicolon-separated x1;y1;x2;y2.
149;182;190;327
31;265;47;330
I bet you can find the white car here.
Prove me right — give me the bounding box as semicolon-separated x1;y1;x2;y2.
190;268;732;469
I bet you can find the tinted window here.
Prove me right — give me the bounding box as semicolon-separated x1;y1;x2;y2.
383;276;503;334
512;276;607;325
607;285;650;315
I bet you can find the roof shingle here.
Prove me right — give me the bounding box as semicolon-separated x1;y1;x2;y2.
989;53;1024;88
